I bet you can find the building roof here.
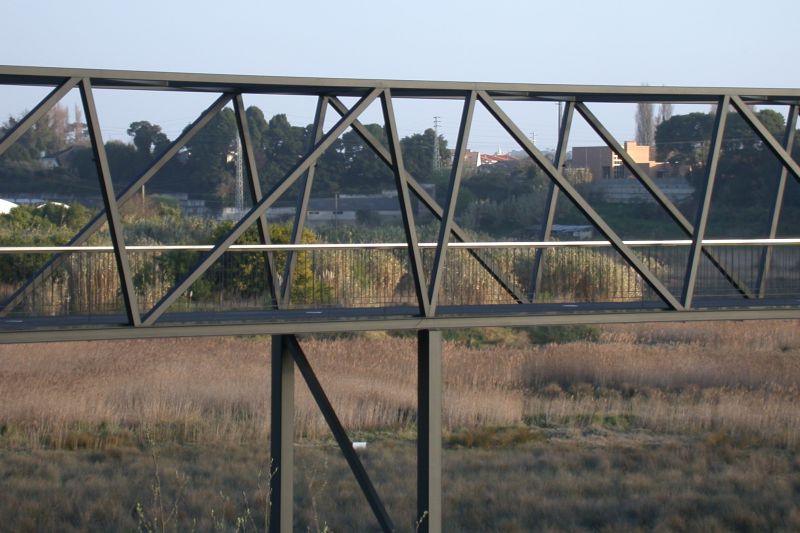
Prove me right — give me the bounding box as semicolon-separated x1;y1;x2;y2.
0;199;19;215
480;153;515;165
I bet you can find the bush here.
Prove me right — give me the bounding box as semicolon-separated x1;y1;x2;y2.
526;325;599;345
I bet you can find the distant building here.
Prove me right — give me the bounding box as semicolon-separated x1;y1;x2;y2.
459;148;515;174
568;141;693;204
569;141;669;181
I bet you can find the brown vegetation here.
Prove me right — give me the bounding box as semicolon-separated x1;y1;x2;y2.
1;320;799;531
1;320;799;449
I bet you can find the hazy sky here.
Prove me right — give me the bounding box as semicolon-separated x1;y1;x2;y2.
2;0;798;153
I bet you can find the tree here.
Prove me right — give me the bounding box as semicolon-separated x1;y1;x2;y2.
655;108;799;214
70;142;139;189
656;102;673;125
259;113;310;187
48;104;70;152
127;121;169;158
181;108;238;205
635;102;655;146
334;124;391;193
400;128;449;180
654;112;714;171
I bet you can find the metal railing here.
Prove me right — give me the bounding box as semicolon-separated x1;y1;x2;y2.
1;239;798;319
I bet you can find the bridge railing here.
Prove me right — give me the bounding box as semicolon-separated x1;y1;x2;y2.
1;240;798;319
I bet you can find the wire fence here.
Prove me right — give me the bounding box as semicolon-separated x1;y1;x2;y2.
0;242;798;318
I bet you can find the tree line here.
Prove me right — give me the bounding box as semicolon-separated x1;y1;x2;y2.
0;104;451;208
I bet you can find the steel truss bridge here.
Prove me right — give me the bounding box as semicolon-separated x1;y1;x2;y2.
1;66;799;532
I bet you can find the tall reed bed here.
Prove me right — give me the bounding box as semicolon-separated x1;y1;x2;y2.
0;320;798;448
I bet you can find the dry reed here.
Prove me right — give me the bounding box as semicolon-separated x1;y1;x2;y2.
0;320;798;449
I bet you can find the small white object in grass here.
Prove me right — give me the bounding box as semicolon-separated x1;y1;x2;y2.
352;441;367;450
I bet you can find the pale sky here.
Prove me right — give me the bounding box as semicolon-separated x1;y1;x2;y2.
1;0;798;153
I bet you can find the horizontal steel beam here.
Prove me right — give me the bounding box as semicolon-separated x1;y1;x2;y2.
1;65;799;103
0;308;797;344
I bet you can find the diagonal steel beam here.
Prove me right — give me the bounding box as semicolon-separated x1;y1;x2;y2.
233;94;279;308
286;335;395;533
281;96;328;308
141;89;381;325
428;91;476;314
478;91;683;310
682;96;729;308
381;89;431;316
576;102;693;229
756;104;798;298
530;101;575;301
79;78;141;326
0;77;80;157
731;95;800;185
576;101;754;299
327;96;527;304
0;93;233;318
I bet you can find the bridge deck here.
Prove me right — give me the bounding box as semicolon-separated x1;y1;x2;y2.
1;297;797;343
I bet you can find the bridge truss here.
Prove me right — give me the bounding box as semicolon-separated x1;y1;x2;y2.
0;66;799;532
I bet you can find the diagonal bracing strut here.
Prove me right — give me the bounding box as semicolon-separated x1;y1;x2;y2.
285;335;396;532
0;93;234;319
478;91;683;310
575;102;755;299
327;97;528;305
141;89;382;325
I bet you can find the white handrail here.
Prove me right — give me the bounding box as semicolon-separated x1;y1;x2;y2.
0;238;799;253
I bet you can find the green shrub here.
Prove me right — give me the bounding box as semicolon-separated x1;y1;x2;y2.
526;325;599;345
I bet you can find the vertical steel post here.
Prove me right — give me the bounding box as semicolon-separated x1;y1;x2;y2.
270;335;294;533
281;96;328;307
233;94;279;308
429;92;476;313
382;89;431;316
757;104;798;297
80;78;141;326
681;96;729;308
418;330;442;533
530;101;575;301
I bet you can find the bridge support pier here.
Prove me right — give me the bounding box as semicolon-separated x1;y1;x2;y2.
418;330;443;533
269;335;294;533
268;331;443;532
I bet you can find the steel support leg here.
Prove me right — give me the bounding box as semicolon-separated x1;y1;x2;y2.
418;330;442;533
270;335;294;533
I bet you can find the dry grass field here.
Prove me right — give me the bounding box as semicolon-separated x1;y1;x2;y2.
1;320;799;531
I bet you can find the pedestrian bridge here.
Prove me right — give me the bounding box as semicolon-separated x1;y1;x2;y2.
0;66;798;342
1;66;799;533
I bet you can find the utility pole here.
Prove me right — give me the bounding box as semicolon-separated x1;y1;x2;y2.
235;136;244;214
558;101;563;130
432;116;441;170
